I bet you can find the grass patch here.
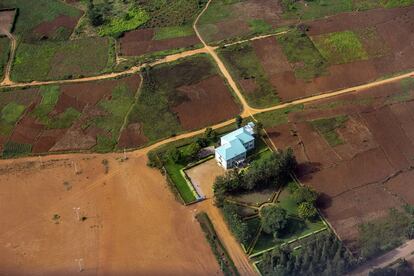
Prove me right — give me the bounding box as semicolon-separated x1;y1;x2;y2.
277;29;327;80
0;0;81;40
313;30;368;64
165;160;197;204
198;0;236;25
153;25;194;40
219;42;280;108
31;85;60;124
0;102;25;136
254;104;304;128
12;37;113;82
248;19;272;34
311;115;348;147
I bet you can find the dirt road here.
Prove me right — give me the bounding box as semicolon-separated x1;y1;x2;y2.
0;30;16;85
0;47;208;89
350;239;414;275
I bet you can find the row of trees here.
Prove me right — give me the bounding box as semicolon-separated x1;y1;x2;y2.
222;203;251;244
213;149;297;206
260;233;355;275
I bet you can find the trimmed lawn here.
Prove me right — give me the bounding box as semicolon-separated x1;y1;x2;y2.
12;37;113;82
313;31;368;65
165;160;197;204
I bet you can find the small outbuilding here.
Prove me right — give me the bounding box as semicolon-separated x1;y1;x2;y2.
215;122;255;169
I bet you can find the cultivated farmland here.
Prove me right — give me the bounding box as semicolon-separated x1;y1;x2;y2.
219;5;414;107
261;78;414;252
12;37;114;82
0;75;141;157
125;54;241;143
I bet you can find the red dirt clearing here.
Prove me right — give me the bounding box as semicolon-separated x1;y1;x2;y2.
0;9;15;34
0;153;221;275
252;36;291;75
9;115;44;145
119;28;200;56
118;123;148;149
172;75;240;130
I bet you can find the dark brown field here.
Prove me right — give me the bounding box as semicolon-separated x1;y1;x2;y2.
119;28;200;56
31;14;80;40
172;75;240;130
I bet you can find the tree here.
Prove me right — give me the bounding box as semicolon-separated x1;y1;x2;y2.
298;202;318;220
255;121;264;137
235;115;243;128
184;142;201;160
204;127;217;143
260;204;288;237
166;147;181;163
293;186;318;204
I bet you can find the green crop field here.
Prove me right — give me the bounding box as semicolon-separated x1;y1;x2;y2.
153;25;195;40
0;102;25;136
218;42;280;108
277;29;327;80
12;37;114;82
313;31;369;65
311;115;349;147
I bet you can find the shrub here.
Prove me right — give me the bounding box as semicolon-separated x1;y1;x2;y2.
298;201;318;220
222;203;250;244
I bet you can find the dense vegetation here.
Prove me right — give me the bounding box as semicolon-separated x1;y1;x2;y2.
213;149;297;206
259;232;355;275
86;0;208;37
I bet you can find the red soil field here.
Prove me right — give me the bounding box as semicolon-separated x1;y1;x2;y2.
118;123;148;149
9;115;44;145
0;9;15;34
0;153;221;275
119;28;200;56
385;170;414;204
252;36;291;75
31;15;81;40
172;75;240;130
32;129;67;153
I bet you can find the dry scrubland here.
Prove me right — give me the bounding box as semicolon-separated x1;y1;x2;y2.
0;152;220;275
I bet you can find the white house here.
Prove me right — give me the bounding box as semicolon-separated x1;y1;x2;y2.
215;122;255;169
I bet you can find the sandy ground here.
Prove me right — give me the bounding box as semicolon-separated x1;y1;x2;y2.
186;159;224;199
0;152;221;275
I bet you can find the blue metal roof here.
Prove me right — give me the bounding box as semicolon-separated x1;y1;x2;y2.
221;128;254;145
216;138;246;161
